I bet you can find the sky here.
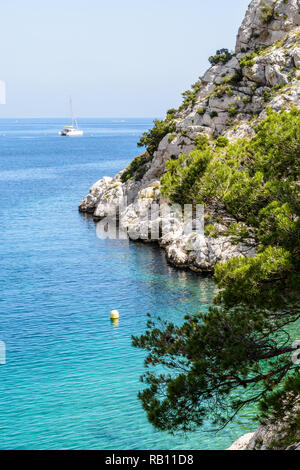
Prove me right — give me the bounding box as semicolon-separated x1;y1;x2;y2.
0;0;250;118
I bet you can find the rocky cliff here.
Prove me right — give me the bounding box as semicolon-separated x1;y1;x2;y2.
79;0;300;450
79;0;300;273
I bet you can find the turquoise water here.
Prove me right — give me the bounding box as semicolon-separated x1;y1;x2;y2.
0;118;256;450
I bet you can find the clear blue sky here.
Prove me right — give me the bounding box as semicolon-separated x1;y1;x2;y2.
0;0;250;118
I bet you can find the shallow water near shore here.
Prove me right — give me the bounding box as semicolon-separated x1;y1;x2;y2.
0;118;257;450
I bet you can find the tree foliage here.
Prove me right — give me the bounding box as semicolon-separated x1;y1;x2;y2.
121;152;152;183
122;114;176;182
137;117;175;156
260;2;275;24
208;48;233;66
132;109;300;434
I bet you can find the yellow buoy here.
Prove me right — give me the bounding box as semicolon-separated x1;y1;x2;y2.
110;310;119;320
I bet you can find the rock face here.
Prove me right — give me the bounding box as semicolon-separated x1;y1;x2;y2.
229;390;300;450
245;424;300;450
79;0;300;273
229;407;300;451
236;0;300;53
227;433;255;450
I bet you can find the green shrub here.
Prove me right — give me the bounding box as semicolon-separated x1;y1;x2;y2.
208;48;233;66
227;103;239;117
211;84;233;98
168;133;176;143
166;108;177;117
215;136;229;147
179;79;202;110
264;90;271;102
197;107;206;116
137;118;176;155
194;134;209;150
242;95;251;104
260;2;274;24
161;148;213;204
121;152;152;183
222;69;243;84
273;82;286;91
240;52;257;68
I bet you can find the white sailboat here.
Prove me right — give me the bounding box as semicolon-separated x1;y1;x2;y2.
59;98;83;136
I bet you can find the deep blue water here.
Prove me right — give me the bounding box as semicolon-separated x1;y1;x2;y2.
0;118;256;449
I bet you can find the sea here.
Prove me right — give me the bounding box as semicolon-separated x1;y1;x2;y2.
0;118;257;450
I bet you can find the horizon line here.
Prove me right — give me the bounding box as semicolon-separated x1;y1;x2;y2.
0;116;161;119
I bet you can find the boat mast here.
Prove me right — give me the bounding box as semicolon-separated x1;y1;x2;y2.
70;97;79;129
70;97;74;127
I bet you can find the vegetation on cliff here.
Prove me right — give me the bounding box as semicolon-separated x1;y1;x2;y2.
208;48;233;66
132;108;300;434
121;114;176;183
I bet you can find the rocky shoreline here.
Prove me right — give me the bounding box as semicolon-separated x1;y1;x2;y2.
79;174;255;273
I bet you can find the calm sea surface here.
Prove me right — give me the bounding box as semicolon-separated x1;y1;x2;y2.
0;118;257;449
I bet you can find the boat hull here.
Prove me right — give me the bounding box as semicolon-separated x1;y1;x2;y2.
58;130;83;137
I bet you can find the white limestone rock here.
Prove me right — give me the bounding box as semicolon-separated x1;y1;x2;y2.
227;433;255;450
265;64;289;86
79;176;113;213
244;63;266;84
292;46;300;66
236;0;300;53
93;182;125;220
